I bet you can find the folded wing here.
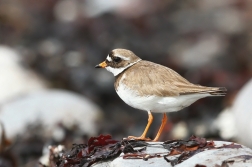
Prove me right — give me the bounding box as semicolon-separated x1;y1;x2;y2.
124;60;226;97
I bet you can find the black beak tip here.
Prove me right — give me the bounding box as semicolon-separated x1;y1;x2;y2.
95;65;101;68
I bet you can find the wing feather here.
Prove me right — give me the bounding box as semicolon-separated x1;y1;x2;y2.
120;60;226;97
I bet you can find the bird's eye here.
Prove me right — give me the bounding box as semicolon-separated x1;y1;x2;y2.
113;57;122;63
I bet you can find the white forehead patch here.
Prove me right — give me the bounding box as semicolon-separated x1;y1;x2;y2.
106;55;112;62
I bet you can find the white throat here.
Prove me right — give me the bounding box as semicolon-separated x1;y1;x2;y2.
105;59;141;76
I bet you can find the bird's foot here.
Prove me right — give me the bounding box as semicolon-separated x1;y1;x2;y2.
127;136;151;141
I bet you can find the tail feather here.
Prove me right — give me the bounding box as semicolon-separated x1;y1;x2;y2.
208;87;227;96
180;87;227;96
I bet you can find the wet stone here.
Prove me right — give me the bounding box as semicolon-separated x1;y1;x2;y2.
48;135;252;167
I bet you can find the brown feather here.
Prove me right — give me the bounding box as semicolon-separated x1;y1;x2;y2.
115;60;227;97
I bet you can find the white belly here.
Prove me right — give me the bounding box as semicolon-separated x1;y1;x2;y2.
116;83;210;113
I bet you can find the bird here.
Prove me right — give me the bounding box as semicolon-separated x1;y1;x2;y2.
95;49;226;141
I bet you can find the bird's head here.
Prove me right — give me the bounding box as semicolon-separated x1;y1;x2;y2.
95;49;141;76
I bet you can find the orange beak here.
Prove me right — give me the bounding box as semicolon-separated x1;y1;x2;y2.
95;61;107;68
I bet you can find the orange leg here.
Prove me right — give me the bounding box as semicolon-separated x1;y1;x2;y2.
153;113;168;142
128;111;153;141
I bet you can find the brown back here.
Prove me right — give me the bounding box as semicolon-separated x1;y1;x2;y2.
115;60;224;97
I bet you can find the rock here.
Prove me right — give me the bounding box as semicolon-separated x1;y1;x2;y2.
169;34;225;68
0;89;103;139
93;141;252;167
213;107;238;140
83;0;153;18
39;145;65;167
51;135;252;167
0;45;47;104
232;79;252;148
213;79;252;146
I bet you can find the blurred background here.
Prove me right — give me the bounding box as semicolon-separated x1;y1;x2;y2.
0;0;252;166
